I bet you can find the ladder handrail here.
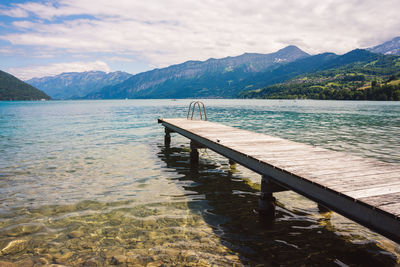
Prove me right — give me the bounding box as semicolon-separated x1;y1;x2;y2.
187;101;196;118
187;101;207;120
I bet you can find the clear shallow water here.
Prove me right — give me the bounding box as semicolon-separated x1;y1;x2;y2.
0;99;399;266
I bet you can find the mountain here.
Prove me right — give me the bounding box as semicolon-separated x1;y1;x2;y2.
86;45;309;99
27;71;132;99
239;49;400;100
0;70;51;100
368;36;400;55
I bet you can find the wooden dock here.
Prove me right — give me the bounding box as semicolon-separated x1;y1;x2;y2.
158;118;400;243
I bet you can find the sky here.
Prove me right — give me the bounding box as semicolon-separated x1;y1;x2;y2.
0;0;399;80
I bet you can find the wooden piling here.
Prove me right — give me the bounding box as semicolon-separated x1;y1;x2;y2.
164;128;171;147
190;141;199;165
258;175;276;218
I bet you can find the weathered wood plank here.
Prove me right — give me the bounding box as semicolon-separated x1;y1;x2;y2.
359;192;400;207
273;159;386;178
314;172;400;188
307;168;399;182
287;164;398;180
378;203;400;216
344;184;400;199
330;180;400;193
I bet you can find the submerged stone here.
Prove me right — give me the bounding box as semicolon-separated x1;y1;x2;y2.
83;258;99;266
37;257;50;265
53;250;74;264
15;258;34;267
110;255;127;265
6;225;42;237
0;239;28;255
0;260;17;267
67;230;84;238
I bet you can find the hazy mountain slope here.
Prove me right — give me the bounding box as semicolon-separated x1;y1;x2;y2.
0;70;51;100
27;71;132;99
87;45;310;99
368;36;400;55
234;52;339;92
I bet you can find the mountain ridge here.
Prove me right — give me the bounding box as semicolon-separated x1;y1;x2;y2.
368;36;400;55
27;70;132;100
22;36;400;100
86;45;309;99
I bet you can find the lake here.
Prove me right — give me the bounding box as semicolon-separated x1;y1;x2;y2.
0;99;399;266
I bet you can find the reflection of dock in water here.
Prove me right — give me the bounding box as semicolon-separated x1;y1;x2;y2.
158;117;400;244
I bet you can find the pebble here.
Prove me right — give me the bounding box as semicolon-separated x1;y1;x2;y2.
146;261;165;267
41;253;53;261
37;257;50;265
15;258;34;267
83;258;98;266
6;225;41;237
53;250;74;264
0;239;28;255
225;254;238;261
67;230;84;238
110;255;127;265
0;260;17;267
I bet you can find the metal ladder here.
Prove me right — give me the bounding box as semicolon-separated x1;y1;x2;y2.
187;101;207;120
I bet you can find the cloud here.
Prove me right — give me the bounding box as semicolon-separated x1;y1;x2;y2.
12;20;38;29
0;5;29;18
8;60;110;80
107;56;133;62
1;0;400;71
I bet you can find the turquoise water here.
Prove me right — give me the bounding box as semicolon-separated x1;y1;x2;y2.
0;99;399;266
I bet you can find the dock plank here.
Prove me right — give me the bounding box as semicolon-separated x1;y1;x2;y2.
315;172;400;188
360;192;400;207
379;203;400;216
343;184;400;199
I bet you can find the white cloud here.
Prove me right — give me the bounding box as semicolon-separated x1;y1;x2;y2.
1;0;400;70
107;56;133;62
8;60;110;80
12;20;37;29
0;5;29;17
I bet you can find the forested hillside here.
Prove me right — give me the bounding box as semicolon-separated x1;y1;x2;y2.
0;70;51;100
239;50;400;100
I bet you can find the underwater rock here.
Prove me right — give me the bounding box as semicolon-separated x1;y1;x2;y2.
6;225;42;237
110;255;127;265
0;239;28;255
37;257;50;265
67;230;84;238
146;261;163;267
0;260;17;267
15;258;34;267
83;258;99;266
53;250;74;264
184;251;198;262
40;253;53;261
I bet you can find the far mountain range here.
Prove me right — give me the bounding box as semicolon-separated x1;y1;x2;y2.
10;36;400;100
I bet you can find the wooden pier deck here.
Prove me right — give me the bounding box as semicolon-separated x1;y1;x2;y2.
158;118;400;243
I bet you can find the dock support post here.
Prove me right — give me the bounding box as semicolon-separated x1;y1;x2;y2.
258;175;276;218
190;141;199;166
164;128;171;147
229;159;236;167
318;203;331;213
